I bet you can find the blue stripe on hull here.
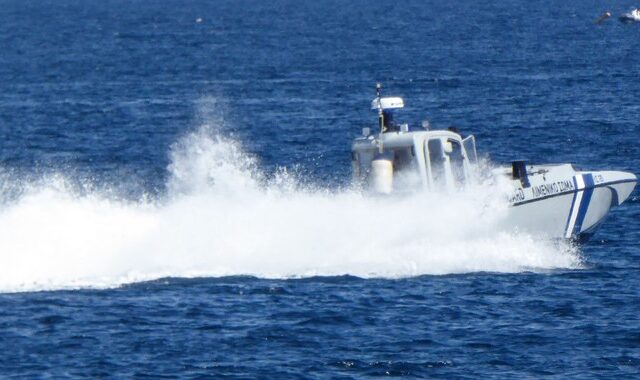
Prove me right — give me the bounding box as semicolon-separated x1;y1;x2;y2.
573;174;595;236
564;176;580;238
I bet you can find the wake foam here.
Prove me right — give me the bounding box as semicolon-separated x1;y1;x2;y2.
0;125;582;293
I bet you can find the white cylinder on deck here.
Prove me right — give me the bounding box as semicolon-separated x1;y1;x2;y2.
371;158;394;194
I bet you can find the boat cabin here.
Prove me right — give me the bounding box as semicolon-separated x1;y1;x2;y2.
352;94;477;193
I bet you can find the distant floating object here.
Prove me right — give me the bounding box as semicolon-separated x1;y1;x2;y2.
195;17;203;23
595;11;612;24
619;8;640;23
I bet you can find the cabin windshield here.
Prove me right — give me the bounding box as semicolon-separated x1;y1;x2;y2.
427;139;446;190
448;139;465;187
425;136;470;190
353;133;473;193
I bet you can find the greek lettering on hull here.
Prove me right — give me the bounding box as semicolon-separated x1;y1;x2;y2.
532;180;574;198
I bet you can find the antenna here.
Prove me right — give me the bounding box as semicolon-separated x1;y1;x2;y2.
376;83;384;132
376;83;384;153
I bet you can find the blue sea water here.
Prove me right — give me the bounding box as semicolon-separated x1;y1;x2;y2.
1;0;640;377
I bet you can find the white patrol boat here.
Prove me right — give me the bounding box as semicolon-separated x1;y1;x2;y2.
352;84;637;242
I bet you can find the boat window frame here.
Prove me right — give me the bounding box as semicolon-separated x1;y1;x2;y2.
446;138;466;187
425;138;449;190
462;135;477;164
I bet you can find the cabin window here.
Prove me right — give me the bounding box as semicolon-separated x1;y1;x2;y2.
447;139;465;186
427;139;445;188
392;147;415;173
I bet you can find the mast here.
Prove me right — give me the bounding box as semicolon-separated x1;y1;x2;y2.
375;83;384;153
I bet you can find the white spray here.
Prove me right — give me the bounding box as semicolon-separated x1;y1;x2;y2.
0;102;581;293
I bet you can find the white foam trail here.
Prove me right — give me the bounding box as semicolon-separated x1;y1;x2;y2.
0;125;582;293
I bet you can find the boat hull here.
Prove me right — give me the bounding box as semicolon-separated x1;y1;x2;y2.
507;169;636;241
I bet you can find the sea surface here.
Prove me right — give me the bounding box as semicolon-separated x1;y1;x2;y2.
1;0;639;378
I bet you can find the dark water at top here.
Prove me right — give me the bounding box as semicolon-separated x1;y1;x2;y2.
1;0;639;378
